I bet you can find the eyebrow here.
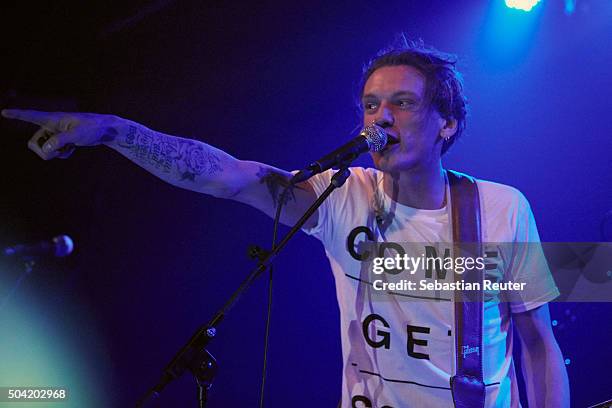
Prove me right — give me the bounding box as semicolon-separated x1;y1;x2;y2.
361;90;422;100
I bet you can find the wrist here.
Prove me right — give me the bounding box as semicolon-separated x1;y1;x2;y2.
102;117;138;149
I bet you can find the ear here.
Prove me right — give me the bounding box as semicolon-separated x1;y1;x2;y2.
438;117;458;140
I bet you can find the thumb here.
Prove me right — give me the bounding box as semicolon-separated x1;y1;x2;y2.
41;128;81;154
42;124;117;153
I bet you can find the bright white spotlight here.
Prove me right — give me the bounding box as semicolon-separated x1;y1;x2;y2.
505;0;541;12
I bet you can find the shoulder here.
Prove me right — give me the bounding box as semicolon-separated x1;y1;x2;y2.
471;177;538;241
447;169;531;215
302;167;378;242
475;178;530;212
306;166;379;197
347;166;380;188
338;166;379;183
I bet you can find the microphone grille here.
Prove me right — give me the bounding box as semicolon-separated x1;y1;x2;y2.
361;124;388;152
53;235;74;257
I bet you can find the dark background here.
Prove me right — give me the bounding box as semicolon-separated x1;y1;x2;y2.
0;0;611;406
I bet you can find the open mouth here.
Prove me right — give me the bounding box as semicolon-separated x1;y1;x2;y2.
380;134;400;153
386;134;400;145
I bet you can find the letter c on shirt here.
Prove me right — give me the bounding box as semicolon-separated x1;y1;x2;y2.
347;226;375;261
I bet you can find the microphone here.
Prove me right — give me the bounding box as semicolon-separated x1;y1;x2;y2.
291;124;389;184
3;235;74;259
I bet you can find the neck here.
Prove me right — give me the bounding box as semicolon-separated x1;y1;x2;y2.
383;162;446;209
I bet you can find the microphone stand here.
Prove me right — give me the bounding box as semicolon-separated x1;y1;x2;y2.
0;259;36;314
136;166;352;408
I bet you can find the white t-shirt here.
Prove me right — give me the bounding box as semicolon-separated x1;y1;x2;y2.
303;167;559;408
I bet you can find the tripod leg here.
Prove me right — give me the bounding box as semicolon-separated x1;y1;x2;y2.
196;378;209;408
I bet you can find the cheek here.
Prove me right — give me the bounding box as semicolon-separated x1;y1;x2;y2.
397;111;425;129
400;112;441;140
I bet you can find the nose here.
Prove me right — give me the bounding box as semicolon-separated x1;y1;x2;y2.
373;103;394;129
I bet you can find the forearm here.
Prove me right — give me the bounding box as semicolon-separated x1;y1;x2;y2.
2;108;319;227
104;119;242;197
520;339;570;408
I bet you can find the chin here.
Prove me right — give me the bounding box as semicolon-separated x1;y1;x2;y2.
373;154;419;174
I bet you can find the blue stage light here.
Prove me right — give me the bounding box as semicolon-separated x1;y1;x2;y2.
479;0;544;68
505;0;541;12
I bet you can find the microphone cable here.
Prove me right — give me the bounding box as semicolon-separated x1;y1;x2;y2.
259;182;293;408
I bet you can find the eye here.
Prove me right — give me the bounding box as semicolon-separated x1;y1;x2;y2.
362;101;379;111
398;99;417;109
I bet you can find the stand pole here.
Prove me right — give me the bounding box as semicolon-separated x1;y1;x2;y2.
136;167;351;407
0;260;35;314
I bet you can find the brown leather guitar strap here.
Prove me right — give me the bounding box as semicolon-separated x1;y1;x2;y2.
447;170;485;408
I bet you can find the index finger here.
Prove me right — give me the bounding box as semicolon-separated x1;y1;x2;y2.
1;109;62;129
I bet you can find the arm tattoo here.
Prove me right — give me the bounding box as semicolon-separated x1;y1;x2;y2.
256;167;303;207
118;125;223;182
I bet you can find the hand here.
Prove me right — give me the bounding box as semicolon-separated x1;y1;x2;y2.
1;109;122;160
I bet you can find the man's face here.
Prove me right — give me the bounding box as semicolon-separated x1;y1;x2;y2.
362;65;446;173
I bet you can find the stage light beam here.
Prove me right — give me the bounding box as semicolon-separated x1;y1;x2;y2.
505;0;542;12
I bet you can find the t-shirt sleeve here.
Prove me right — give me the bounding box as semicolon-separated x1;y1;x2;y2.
298;169;336;243
504;192;560;313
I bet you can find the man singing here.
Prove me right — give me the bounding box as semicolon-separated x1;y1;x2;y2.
2;40;568;407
